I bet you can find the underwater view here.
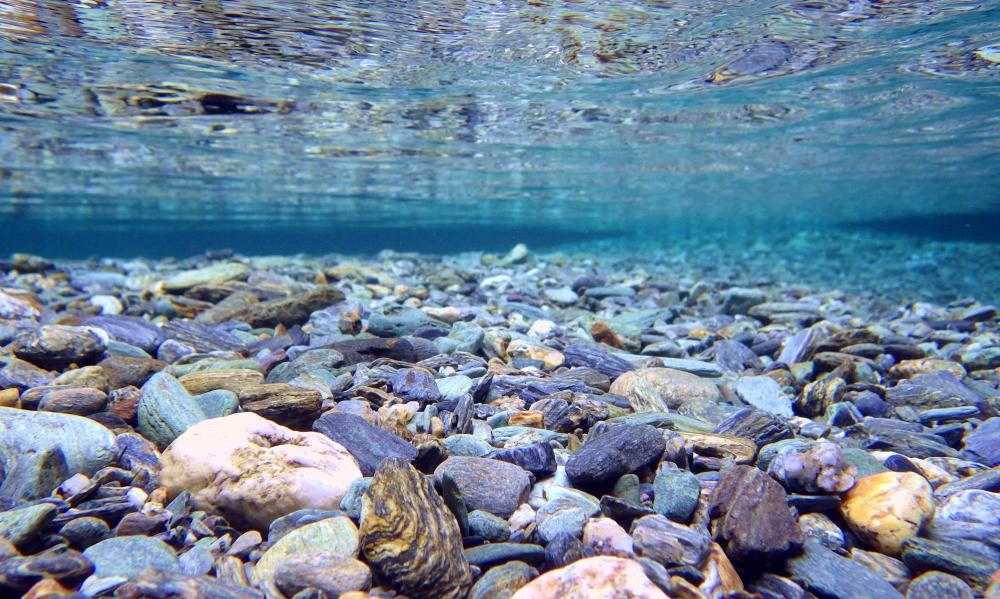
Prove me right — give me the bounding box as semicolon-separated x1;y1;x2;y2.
1;1;999;598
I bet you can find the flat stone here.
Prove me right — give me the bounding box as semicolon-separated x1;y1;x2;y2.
630;514;711;569
469;510;511;542
268;509;344;545
488;442;557;477
714;408;793;447
254;516;359;584
786;539;904;599
313;411;417;476
434;457;532;518
83;536;180;580
562;343;636;379
177;368;264;395
906;571;973;599
274;554;371;598
368;305;437;337
160;412;362;530
536;498;588;543
162;262;250;291
138;371;238;448
10;325;106;370
565;424;665;489
708;464;803;564
508;556;667;599
721;287;766;315
360;459;472;599
655;358;724;378
901;537;999;591
391;368;442;404
609;368;722;422
238;383;321;429
224;285;345;328
733;375;793;417
83;315;164;354
963;417;999;466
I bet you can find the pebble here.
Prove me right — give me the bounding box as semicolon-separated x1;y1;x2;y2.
565;423;665;488
786;538;905;599
906;571;974;599
82;536;180;579
652;467;701;523
470;560;538;599
254;516;360;584
313;411;417;475
509;555;667;598
137;371;238;448
274;554;372;598
631;514;711;568
839;471;935;555
434;457;532;518
733;375;794;417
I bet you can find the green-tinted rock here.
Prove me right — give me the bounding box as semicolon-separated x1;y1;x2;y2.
137;372;238;448
470;561;538;599
0;503;57;549
653;467;701;523
255;516;359;584
83;536;180;579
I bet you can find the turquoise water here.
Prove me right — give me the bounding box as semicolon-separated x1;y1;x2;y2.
0;1;998;291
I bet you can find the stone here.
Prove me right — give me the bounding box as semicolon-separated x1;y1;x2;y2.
708;465;803;564
901;537;999;591
177;368;264;395
655;357;725;378
963;417;999;466
840;471;934;555
766;440;856;494
360;459;472;599
585;286;636;299
565;424;665;488
0;407;117;504
274;554;371;598
544;287;578;305
536;498;588;543
438;374;473;401
160;412;363;531
162;262;250;291
99;356;164;390
469;561;538;599
237;383;322;429
225;285;344;327
562;343;635;379
313;412;417;475
83;315;164;354
435;321;486;354
268;509;344;545
368;305;437;337
653;467;700;523
465;543;546;569
508;556;668;599
0;503;56;549
434;457;532;518
138;372;238;448
443;434;493;457
906;571;973;599
391;368;442;404
609;368;722;421
721;287;766;315
786;539;904;599
469;510;511;542
0;551;94;592
733;375;793;417
488;442;557;477
507;339;565;369
59;517;111;550
10;325;106;369
82;536;179;579
36;387;107;416
254;517;360;583
631;514;711;568
714;408;793;447
583;517;633;556
0;358;54;392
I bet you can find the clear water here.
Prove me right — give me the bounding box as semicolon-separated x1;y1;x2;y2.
0;1;998;296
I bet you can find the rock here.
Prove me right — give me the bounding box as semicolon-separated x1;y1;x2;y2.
583;517;633;556
238;383;322;429
469;510;511;542
901;537;998;591
585;286;636;299
267;509;344;545
0;503;56;549
82;536;180;579
160;412;362;530
391;368;442;404
438;374;473;401
840;471;934;555
274;554;371;598
721;287;766;315
36;387;107;416
562;343;635;379
435;321;486;354
225;285;344;327
162;262;250;291
786;539;904;599
906;571;974;599
177;368;264;395
100;356;165;389
630;514;711;568
465;543;546;569
0;551;95;592
360;459;472;599
0;358;54;392
443;434;493;457
766;440;856;494
714;408;793;447
10;325;106;369
254;516;360;583
708;464;803;564
544;287;578;305
434;457;532;518
886;372;988;413
59;516;110;550
83;315;164;354
565;424;665;488
313;412;417;475
500;243;530;265
488;443;557;477
652;467;700;523
160;320;247;353
933;489;1000;540
963;417;999;466
733;375;793;417
536;498;588;543
0;407;117;504
655;357;725;378
368;305;437;337
508;556;668;599
609;368;722;421
469;561;538;599
507;339;565;369
137;372;238;448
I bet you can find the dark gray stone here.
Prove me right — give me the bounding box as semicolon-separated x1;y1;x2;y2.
562;343;635;379
83;315;165;354
465;543;546;569
565;424;665;488
368;305;436;337
391;368;442;404
714;408;793;447
434;457;532;518
313;412;417;476
786;539;904;599
469;560;537;599
487;442;556;477
267;509;347;545
963;417;1000;466
653;467;701;523
906;571;973;599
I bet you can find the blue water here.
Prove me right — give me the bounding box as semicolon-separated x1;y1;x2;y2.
0;1;998;296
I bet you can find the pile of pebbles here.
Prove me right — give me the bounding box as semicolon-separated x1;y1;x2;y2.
0;246;997;598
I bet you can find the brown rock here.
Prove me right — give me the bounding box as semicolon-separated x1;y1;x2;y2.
274;554;372;598
889;358;966;380
508;556;668;599
238;383;322;429
178;368;265;395
508;410;545;428
37;387;108;416
0;388;19;408
100;356;165;389
360;459;472;599
708;465;803;564
225;285;345;328
839;471;934;555
106;386;142;422
610;368;722;420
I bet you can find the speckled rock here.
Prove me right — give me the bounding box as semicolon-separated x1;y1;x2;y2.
160;412;363;530
652;467;700;523
10;325;106;369
274;554;372;598
0;503;57;549
786;538;904;599
609;368;722;420
766;440;856;494
906;571;973;599
360;459;472;599
469;561;538;599
508;556;668;599
733;375;794;417
254;516;360;584
162;262;250;291
840;471;934;555
630;514;711;568
435;457;532;518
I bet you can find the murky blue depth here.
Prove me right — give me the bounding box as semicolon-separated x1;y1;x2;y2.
0;1;998;297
